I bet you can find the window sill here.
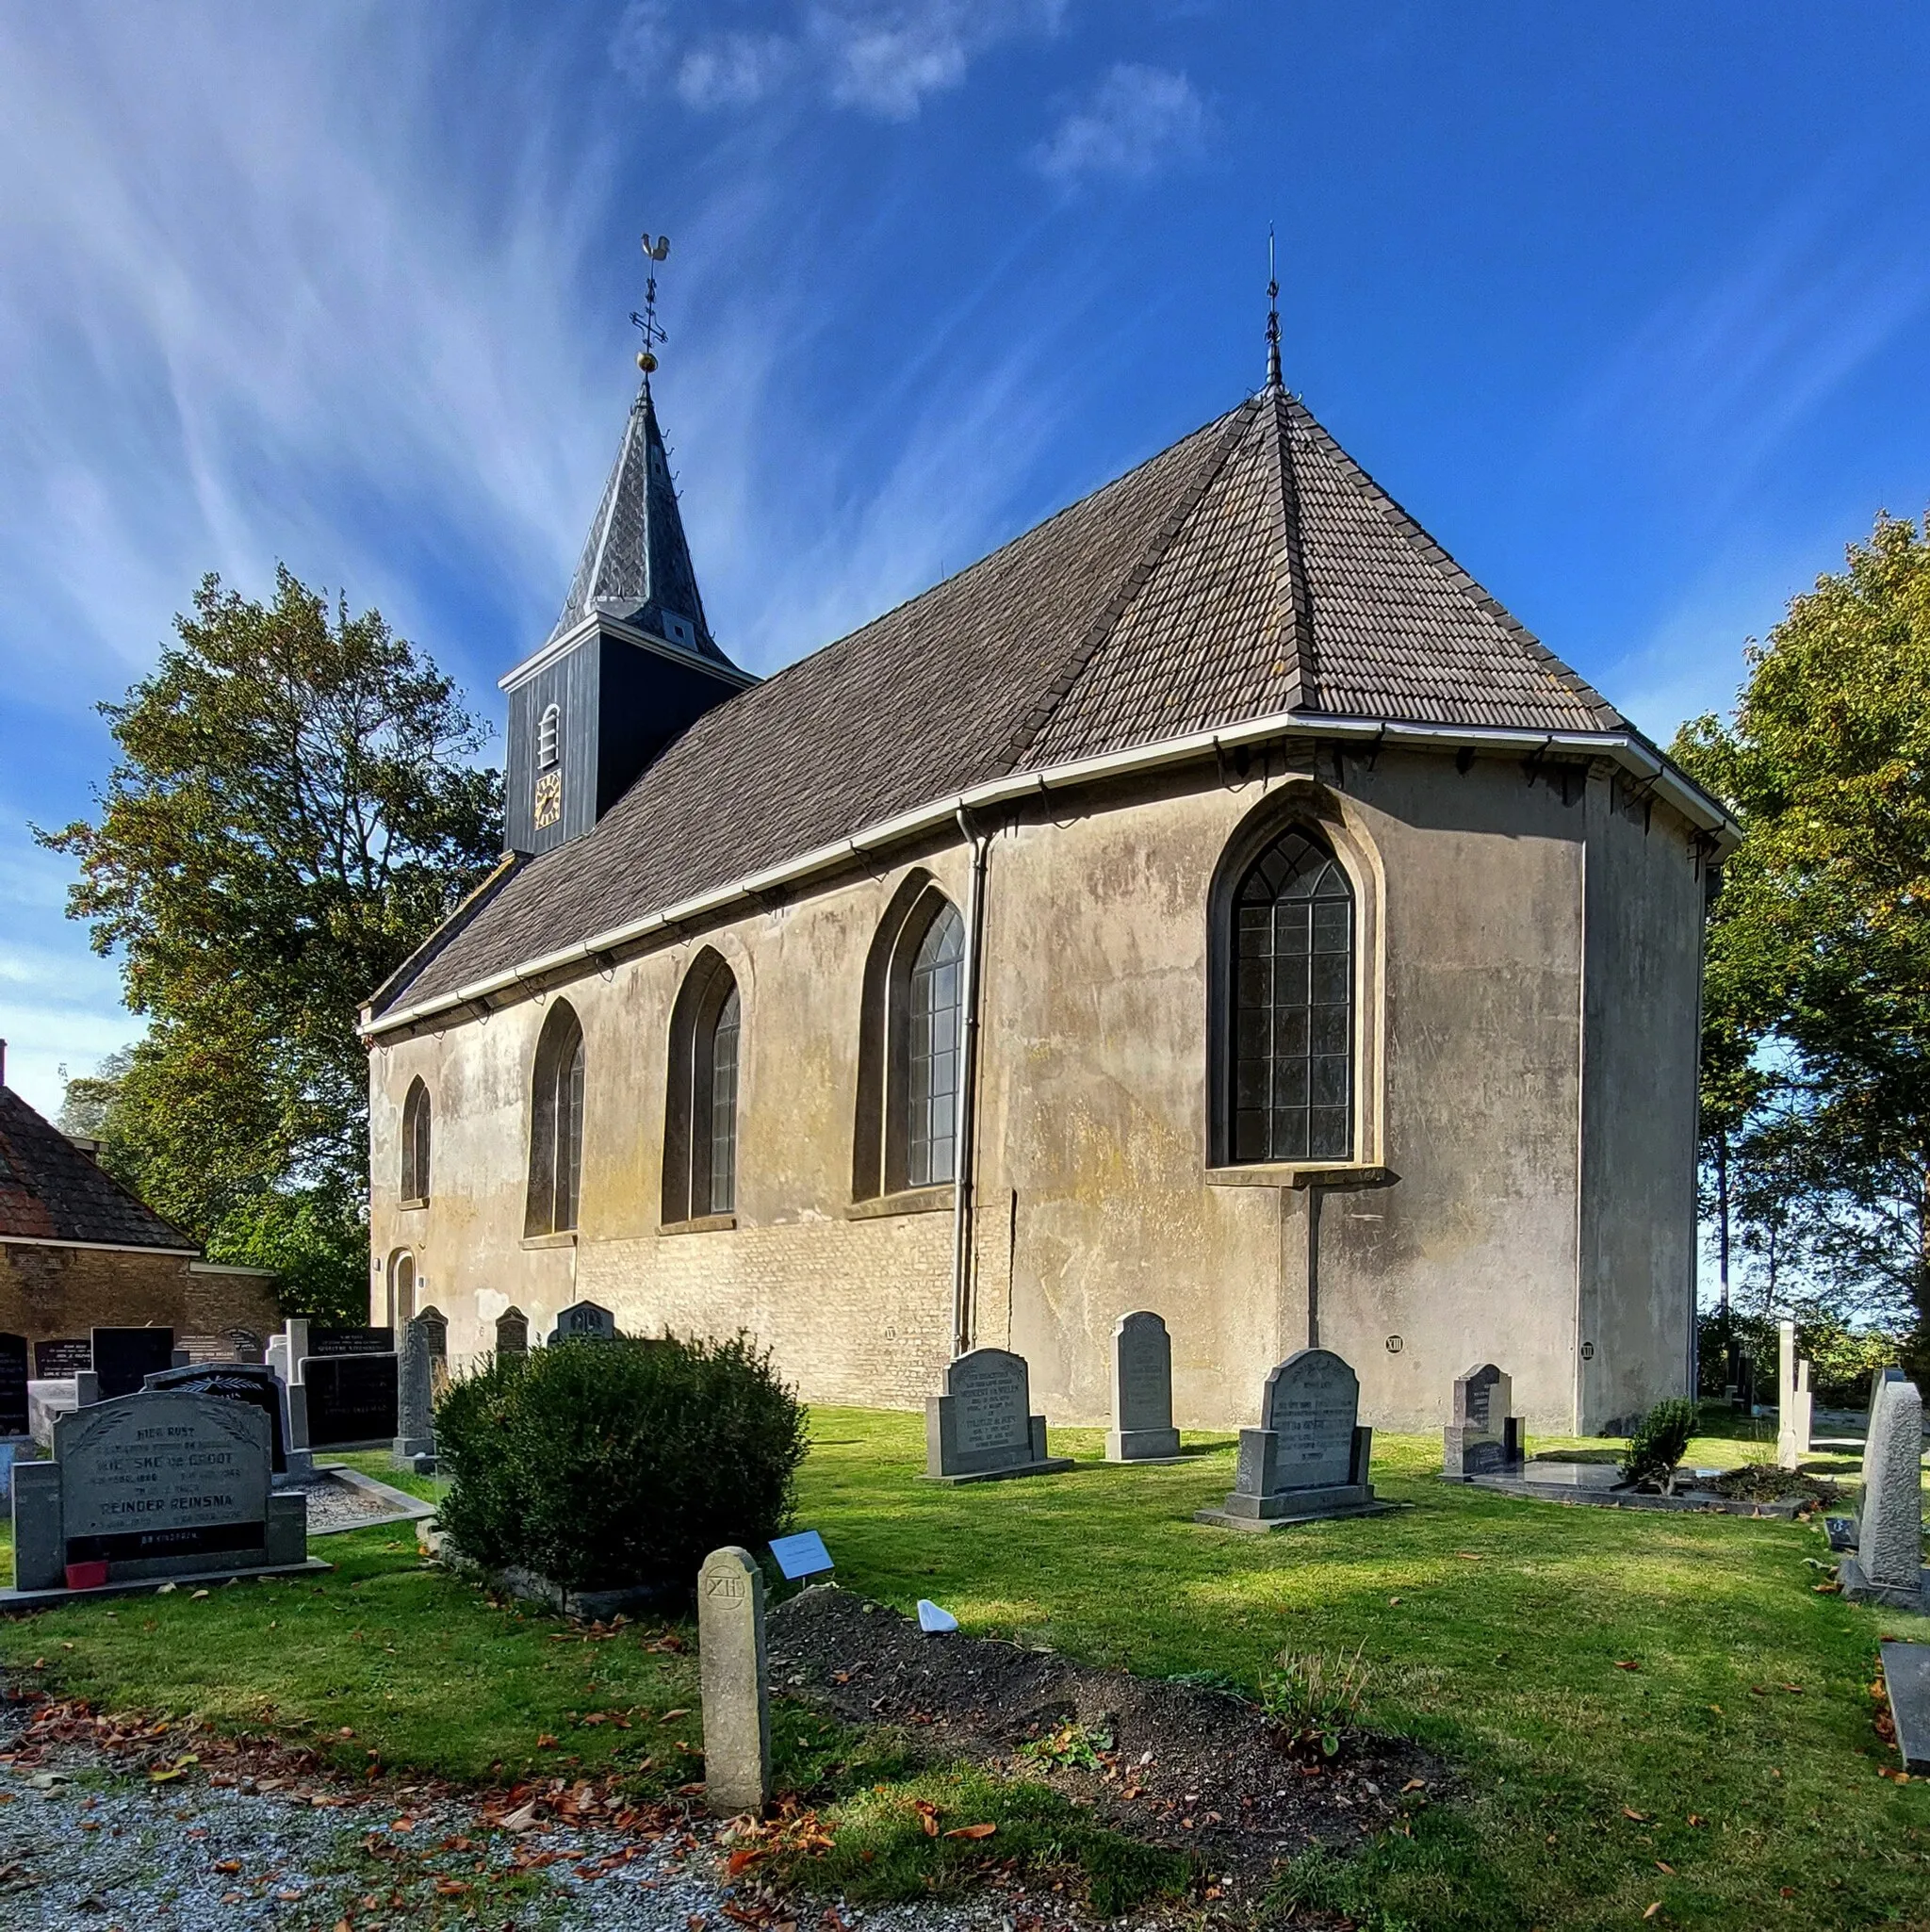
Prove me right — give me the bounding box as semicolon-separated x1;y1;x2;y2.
845;1184;955;1220
1206;1162;1394;1190
660;1213;737;1236
399;1197;429;1212
520;1230;579;1250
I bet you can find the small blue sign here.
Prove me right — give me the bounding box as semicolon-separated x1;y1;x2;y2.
768;1530;833;1580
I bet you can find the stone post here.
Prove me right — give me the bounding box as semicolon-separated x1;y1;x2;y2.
391;1318;436;1473
697;1546;771;1815
1775;1319;1802;1471
1843;1378;1928;1612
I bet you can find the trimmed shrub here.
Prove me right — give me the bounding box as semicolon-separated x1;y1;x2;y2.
434;1331;809;1593
1619;1397;1699;1493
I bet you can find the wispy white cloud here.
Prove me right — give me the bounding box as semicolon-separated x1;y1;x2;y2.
613;0;1068;122
1032;63;1209;184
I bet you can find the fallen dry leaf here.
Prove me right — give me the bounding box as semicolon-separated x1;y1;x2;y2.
1623;1807;1648;1822
536;1735;560;1749
212;1859;241;1875
1656;1860;1676;1875
1643;1907;1662;1923
943;1823;997;1841
1401;1778;1426;1793
661;1709;692;1723
1614;1661;1642;1672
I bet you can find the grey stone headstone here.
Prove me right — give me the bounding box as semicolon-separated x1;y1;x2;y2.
1776;1319;1813;1471
924;1347;1071;1482
1199;1346;1384;1530
391;1318;436;1470
496;1307;530;1357
1444;1362;1525;1479
1842;1378;1928;1610
141;1363;297;1478
549;1300;615;1344
1870;1365;1907;1417
697;1545;772;1815
303;1352;399;1448
281;1320;311;1381
416;1306;449;1358
89;1328;175;1400
33;1339;90;1379
265;1336;291;1384
1106;1312;1181;1462
0;1332;27;1438
227;1327;264;1366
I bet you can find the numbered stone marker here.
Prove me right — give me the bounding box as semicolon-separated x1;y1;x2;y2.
697;1545;771;1815
1107;1312;1181;1462
924;1347;1072;1483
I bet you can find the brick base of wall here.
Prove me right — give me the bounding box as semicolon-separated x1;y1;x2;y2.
0;1244;280;1351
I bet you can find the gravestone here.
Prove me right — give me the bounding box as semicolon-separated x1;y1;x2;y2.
549;1300;616;1344
495;1307;530;1357
0;1333;27;1439
228;1327;265;1366
1880;1640;1930;1776
1775;1319;1813;1472
697;1545;772;1815
1106;1312;1182;1462
1841;1378;1929;1612
34;1338;91;1378
1443;1363;1525;1479
304;1352;400;1448
1196;1347;1391;1530
6;1389;316;1600
265;1335;291;1384
1870;1365;1907;1417
90;1328;175;1401
417;1304;450;1400
141;1362;305;1479
924;1347;1072;1483
306;1326;393;1358
391;1318;436;1473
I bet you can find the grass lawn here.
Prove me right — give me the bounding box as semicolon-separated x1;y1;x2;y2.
3;1415;1927;1929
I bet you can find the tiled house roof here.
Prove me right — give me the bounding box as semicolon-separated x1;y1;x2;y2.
0;1083;197;1251
371;387;1639;1022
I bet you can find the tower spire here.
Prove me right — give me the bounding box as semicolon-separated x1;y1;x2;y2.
1265;225;1283;392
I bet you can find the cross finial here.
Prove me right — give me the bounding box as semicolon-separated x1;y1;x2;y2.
1265;225;1283;391
630;232;671;385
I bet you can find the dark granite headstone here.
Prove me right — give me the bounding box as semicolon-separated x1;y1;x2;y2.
549;1300;616;1343
0;1333;27;1437
34;1338;91;1378
1443;1362;1525;1479
142;1362;290;1475
496;1307;530;1356
1197;1347;1390;1530
924;1347;1072;1483
306;1326;393;1358
91;1328;176;1401
303;1352;400;1448
415;1306;449;1358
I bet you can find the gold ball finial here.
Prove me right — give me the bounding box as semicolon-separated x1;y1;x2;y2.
637;351;658;373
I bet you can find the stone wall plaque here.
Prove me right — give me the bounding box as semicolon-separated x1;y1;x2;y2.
305;1353;401;1448
306;1326;393;1358
0;1333;27;1438
35;1338;91;1379
924;1348;1072;1483
550;1300;616;1343
91;1328;176;1401
1107;1312;1181;1462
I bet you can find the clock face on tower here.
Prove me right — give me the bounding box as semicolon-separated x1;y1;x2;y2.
533;769;563;830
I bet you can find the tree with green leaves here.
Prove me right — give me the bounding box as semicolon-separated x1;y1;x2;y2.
38;566;502;1319
1674;511;1930;1369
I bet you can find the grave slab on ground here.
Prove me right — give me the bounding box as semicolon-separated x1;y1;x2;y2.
1881;1642;1930;1776
1197;1347;1395;1529
923;1347;1073;1483
1464;1457;1809;1516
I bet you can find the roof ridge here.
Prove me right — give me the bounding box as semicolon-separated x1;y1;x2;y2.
1283;397;1626;730
1267;387;1317;713
996;399;1263;775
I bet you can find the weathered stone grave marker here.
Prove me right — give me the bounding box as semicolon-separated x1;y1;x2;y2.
1443;1362;1525;1479
0;1332;27;1440
697;1545;771;1815
392;1317;437;1473
495;1307;530;1356
417;1304;450;1400
924;1347;1073;1483
549;1300;616;1344
1775;1318;1813;1472
142;1361;308;1480
1197;1346;1391;1529
304;1351;401;1449
5;1388;320;1602
1106;1312;1182;1463
90;1328;176;1400
1841;1377;1929;1612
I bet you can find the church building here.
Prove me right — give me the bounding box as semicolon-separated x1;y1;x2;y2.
360;335;1734;1436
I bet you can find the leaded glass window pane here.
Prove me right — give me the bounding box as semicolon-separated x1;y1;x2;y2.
1232;830;1353;1163
708;986;740;1216
555;1034;584;1231
908;904;964;1187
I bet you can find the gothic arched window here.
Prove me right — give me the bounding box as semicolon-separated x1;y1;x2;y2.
527;1000;585;1235
902;900;965;1187
1230;827;1354;1163
401;1078;432;1204
662;951;741;1223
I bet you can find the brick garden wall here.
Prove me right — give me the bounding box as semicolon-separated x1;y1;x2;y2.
0;1244;279;1351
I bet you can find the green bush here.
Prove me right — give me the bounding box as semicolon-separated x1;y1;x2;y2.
1618;1397;1699;1493
434;1331;809;1594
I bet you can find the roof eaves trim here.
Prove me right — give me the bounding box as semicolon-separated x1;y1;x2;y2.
0;1232;199;1256
362;712;1738;1040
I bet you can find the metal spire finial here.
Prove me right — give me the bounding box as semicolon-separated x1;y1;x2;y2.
630;232;671;385
1265;225;1282;391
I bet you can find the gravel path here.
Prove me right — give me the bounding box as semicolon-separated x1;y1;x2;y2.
0;1692;1084;1932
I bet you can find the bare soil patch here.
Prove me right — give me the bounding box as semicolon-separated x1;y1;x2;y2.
768;1587;1443;1881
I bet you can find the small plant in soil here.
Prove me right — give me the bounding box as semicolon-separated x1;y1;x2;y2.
1259;1643;1371;1758
1617;1398;1700;1494
1014;1718;1113;1773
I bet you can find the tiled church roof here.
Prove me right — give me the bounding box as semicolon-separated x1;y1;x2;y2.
371;387;1634;1021
0;1081;197;1251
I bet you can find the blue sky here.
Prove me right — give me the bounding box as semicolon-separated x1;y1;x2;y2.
3;1;1930;1118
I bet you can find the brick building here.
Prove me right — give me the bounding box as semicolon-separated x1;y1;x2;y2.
0;1043;278;1354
